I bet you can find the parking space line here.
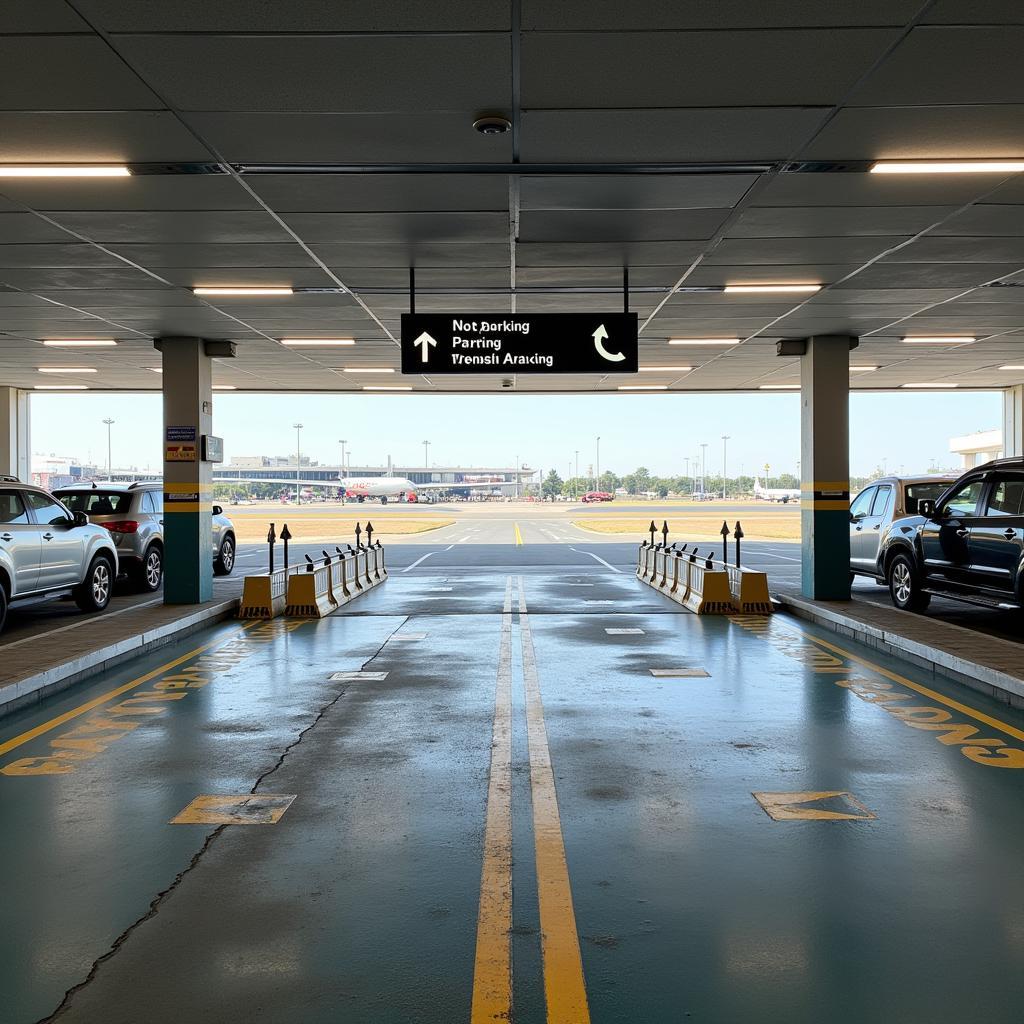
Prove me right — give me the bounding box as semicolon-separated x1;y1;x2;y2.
517;576;591;1023
470;577;514;1022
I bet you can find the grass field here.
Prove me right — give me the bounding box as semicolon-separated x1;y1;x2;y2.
573;516;801;542
230;516;455;544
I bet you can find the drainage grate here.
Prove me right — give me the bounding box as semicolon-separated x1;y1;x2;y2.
329;671;389;681
648;668;709;678
606;628;645;635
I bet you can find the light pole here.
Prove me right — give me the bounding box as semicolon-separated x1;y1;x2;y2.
721;435;730;500
102;418;114;478
423;439;430;469
569;461;574;500
293;422;303;504
699;443;708;498
575;450;579;497
338;439;347;478
595;436;601;491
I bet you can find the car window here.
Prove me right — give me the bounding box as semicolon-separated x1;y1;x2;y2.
141;491;156;514
870;485;893;518
56;490;133;515
904;481;949;513
850;487;875;518
985;477;1024;517
0;490;29;525
25;491;72;526
942;480;984;517
149;491;163;513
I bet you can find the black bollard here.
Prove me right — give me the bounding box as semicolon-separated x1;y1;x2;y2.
267;522;276;573
720;520;731;564
355;522;363;550
280;523;291;570
648;520;657;547
734;520;744;567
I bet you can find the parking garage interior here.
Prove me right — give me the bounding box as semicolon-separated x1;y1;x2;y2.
1;2;1024;1022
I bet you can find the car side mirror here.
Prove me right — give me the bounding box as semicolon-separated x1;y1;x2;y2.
72;510;89;527
212;504;223;515
918;500;935;516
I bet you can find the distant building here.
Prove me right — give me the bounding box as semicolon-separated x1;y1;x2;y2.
949;429;1003;469
30;455;97;490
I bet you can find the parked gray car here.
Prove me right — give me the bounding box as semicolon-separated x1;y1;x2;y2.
0;479;119;632
849;475;956;581
55;482;236;592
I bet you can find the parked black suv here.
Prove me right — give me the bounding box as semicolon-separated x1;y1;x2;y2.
877;458;1024;613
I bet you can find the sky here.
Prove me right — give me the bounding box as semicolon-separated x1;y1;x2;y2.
29;390;1002;480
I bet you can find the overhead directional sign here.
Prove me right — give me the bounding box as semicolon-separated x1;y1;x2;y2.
400;313;638;374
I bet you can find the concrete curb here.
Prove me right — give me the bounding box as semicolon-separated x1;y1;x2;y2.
776;593;1024;709
0;598;240;718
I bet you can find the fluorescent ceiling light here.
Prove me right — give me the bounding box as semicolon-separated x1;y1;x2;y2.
0;165;130;177
724;284;821;294
35;384;89;390
37;367;97;374
147;367;162;373
212;384;237;391
193;287;293;297
344;367;394;374
999;364;1024;370
871;161;1024;174
280;338;354;347
42;339;117;347
901;336;975;345
902;382;958;389
363;386;412;391
850;365;878;372
639;366;693;372
669;337;740;346
618;384;668;391
759;384;799;390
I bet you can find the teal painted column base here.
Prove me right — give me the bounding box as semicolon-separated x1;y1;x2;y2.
164;510;213;604
801;508;851;600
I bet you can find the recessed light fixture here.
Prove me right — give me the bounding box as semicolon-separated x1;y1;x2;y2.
871;161;1024;174
0;165;130;177
669;338;741;346
618;384;668;391
999;364;1024;370
639;366;693;373
363;385;412;391
343;367;394;374
37;367;97;374
212;384;237;391
850;365;878;373
279;338;355;347
759;383;800;390
900;336;975;345
34;384;89;390
724;284;821;294
901;382;958;389
193;287;293;297
42;339;117;347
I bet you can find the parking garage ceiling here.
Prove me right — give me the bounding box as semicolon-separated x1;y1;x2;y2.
2;0;1024;393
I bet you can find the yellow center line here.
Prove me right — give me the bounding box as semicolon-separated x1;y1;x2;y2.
517;576;591;1024
470;578;515;1022
514;522;524;546
0;622;254;758
804;631;1024;744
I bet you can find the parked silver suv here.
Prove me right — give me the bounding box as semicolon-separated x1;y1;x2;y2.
54;482;236;593
0;480;119;632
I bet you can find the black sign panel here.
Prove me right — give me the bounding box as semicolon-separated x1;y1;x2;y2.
400;313;638;374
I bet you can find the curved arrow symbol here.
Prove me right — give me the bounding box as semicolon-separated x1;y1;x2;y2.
414;331;437;364
593;324;625;363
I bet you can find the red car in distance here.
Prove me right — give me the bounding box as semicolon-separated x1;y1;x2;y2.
581;491;614;503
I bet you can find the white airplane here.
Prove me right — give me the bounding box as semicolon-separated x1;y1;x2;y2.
339;476;455;504
753;476;800;503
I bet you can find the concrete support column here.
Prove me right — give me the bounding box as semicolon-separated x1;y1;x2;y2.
0;387;31;481
1004;385;1023;458
799;335;854;600
157;337;213;604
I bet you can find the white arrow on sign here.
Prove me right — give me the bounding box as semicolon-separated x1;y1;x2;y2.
593;324;625;363
414;331;437;364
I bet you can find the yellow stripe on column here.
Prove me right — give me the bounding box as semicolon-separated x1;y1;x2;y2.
810;500;850;510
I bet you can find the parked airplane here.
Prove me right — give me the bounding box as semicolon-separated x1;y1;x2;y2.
753;476;800;503
339;476;438;503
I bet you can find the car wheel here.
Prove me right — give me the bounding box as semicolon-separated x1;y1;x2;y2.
214;535;235;576
887;553;930;612
75;554;114;612
138;545;163;592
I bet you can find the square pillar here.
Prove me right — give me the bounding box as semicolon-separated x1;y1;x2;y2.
0;387;31;480
1004;385;1023;458
157;337;213;604
799;335;854;600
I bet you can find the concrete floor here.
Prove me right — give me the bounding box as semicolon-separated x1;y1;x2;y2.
3;515;1024;1023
